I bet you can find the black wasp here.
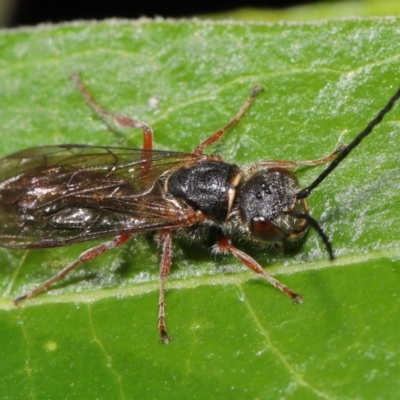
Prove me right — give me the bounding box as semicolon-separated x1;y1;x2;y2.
1;73;399;343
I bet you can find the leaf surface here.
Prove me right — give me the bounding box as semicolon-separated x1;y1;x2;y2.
0;18;400;399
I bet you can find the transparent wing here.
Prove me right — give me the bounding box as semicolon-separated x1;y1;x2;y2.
0;145;207;248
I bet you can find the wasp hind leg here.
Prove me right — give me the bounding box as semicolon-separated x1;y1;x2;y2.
14;234;133;305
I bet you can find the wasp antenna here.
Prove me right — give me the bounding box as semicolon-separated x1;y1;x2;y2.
297;86;400;199
289;211;334;260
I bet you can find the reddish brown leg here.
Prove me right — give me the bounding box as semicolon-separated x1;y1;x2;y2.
71;72;154;151
216;236;302;303
158;231;173;343
194;85;263;155
250;145;346;170
14;234;132;305
71;73;153;176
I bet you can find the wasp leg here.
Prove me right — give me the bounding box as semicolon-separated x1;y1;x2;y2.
251;144;346;170
14;233;132;306
215;236;302;303
71;72;154;151
158;231;173;344
194;85;263;155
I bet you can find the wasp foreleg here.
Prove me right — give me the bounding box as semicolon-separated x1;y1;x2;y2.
215;236;302;303
194;85;263;155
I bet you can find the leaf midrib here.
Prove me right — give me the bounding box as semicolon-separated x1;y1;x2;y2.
1;247;396;310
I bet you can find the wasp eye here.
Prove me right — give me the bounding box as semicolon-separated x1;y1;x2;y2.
251;216;285;242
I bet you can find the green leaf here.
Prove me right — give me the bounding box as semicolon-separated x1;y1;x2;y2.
1;18;400;399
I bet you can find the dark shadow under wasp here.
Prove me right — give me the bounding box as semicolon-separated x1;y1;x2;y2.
0;74;399;343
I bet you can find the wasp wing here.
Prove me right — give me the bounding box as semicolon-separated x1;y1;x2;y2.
0;145;207;248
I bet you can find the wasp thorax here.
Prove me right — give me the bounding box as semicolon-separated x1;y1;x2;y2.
237;169;308;243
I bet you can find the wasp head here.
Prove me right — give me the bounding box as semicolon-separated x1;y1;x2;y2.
236;168;309;242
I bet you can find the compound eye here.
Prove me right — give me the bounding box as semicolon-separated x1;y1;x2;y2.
250;216;286;243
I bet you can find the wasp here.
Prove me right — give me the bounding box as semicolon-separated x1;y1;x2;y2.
1;74;399;343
